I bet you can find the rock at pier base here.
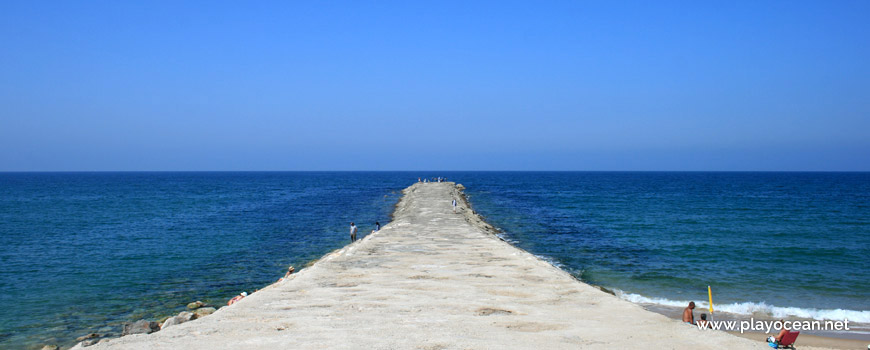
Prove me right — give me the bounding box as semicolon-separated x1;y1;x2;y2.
193;307;216;318
186;301;205;310
161;311;196;330
75;333;99;342
70;339;99;348
121;320;160;336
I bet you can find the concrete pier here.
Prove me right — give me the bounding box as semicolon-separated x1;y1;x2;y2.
86;182;812;349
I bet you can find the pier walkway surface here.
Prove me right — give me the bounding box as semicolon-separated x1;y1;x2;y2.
87;182;809;349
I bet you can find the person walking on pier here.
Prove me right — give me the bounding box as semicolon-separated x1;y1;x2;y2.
350;222;358;242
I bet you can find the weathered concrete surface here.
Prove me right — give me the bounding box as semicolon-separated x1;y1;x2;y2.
87;182;819;349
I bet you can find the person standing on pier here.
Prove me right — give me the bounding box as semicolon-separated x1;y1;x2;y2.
452;199;457;213
350;222;358;242
375;221;380;231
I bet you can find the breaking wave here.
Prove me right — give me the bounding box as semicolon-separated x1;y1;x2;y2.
614;290;870;323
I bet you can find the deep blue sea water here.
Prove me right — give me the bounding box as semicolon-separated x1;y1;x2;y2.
0;172;408;349
456;172;870;324
1;172;868;348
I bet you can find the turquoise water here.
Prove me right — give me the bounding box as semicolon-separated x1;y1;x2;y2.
1;172;868;348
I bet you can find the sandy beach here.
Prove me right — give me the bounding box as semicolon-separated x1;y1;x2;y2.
79;182;842;349
728;331;867;350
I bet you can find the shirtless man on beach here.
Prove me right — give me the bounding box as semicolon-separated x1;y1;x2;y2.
774;320;789;343
682;302;695;324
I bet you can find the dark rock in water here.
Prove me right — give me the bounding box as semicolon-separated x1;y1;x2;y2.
161;311;196;329
186;300;206;310
75;333;99;342
41;345;60;350
193;307;217;317
122;320;160;335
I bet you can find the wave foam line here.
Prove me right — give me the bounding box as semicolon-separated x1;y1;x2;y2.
614;290;870;323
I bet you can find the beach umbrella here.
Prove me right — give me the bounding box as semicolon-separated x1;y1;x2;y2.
708;285;714;322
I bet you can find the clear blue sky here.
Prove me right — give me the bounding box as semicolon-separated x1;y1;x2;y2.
1;1;868;171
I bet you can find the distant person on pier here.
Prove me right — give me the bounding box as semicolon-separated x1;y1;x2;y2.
228;292;247;306
375;221;380;231
278;266;295;282
350;222;358;242
682;302;695;324
452;199;457;213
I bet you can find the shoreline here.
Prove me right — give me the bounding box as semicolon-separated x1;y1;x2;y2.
728;331;869;349
67;182;854;349
456;184;869;349
456;185;869;348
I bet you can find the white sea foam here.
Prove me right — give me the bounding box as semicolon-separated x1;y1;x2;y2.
532;254;566;269
495;233;521;245
613;289;870;323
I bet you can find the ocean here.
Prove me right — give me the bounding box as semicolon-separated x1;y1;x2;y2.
1;172;868;348
456;172;870;329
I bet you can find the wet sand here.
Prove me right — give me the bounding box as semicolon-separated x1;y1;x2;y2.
728;331;868;349
640;304;870;348
82;182;838;349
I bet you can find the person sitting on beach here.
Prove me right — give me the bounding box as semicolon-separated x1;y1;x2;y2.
228;292;247;306
697;313;709;329
766;319;789;345
682;302;695;324
775;320;789;342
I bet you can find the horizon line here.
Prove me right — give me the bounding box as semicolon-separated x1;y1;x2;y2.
1;170;868;173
